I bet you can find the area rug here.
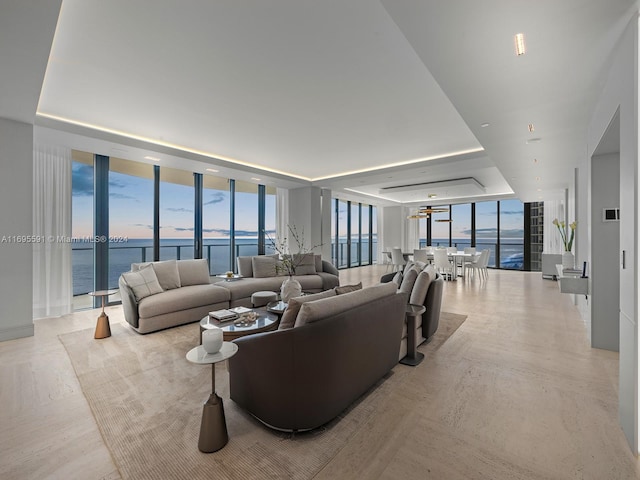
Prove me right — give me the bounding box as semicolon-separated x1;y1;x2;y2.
59;312;466;480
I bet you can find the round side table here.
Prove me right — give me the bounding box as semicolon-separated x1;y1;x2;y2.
88;289;118;339
186;342;238;453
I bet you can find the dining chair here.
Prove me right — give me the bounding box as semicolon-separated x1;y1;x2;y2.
446;246;457;254
391;247;406;273
383;246;393;272
413;249;429;264
433;248;455;280
462;247;477;274
467;249;490;280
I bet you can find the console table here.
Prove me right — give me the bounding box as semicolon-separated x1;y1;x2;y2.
555;265;589;295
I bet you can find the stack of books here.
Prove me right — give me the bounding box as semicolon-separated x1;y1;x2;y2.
208;306;254;323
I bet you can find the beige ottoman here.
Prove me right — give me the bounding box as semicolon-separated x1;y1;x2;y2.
251;291;278;308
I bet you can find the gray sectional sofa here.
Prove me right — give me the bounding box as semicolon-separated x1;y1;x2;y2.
118;255;339;334
229;282;405;431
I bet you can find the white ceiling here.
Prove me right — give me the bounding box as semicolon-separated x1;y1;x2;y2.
7;0;637;206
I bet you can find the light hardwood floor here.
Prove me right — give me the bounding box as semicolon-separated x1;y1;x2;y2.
1;266;639;479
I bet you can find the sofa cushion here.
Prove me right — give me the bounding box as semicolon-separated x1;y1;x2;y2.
253;256;280;278
279;289;337;330
294;282;397;327
138;284;230;319
314;254;323;272
177;258;211;286
237;256;254;277
293;253;316;275
334;282;362;295
392;271;403;287
409;266;436;306
398;266;420;296
122;265;163;301
151;259;181;290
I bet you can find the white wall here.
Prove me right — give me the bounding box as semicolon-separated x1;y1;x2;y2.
381;206;403;255
0;118;34;341
287;186;324;255
584;13;638;452
591;153;621;351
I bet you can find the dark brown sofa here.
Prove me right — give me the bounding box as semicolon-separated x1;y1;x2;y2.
228;282;405;431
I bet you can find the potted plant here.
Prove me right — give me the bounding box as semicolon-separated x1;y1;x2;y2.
553;218;577;269
267;225;321;302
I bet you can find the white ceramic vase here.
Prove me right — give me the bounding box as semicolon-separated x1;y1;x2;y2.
281;276;302;302
202;327;223;354
562;251;575;269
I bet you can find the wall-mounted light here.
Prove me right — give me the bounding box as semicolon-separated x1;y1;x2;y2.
144;155;160;162
515;33;526;56
206;168;219;173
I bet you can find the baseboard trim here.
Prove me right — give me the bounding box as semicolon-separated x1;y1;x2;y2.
0;324;34;342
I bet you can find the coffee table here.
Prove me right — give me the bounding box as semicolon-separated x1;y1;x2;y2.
186;342;238;452
200;308;279;342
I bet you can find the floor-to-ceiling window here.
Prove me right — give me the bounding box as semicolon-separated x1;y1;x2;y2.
361;205;370;264
71;152;94;299
234;180;260;261
451;203;472;250
499;198;524;269
159;166;195;260
371;206;377;264
350;202;361;267
108;158;155;289
475;201;498;267
336;200;348;268
431;207;450;247
202;174;231;274
264;187;277;255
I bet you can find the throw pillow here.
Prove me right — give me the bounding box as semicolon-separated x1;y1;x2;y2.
398;266;420;296
252;255;279;278
279;289;337;329
392;271;403;287
409;268;436;306
403;261;415;276
236;256;254;277
334;282;362;295
151;259;181;290
177;258;211;286
122;264;163;301
293;253;316;275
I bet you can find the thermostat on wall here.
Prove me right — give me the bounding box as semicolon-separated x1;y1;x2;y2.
602;208;620;222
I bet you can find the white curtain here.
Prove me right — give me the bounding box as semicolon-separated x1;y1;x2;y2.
276;187;289;246
544;200;565;254
33;144;72;318
404;206;420;252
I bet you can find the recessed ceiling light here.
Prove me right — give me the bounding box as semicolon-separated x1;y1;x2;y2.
428;193;437;198
537;188;542;192
528;123;535;133
206;168;219;173
535;176;541;181
251;177;261;181
481;122;490;128
144;155;160;161
515;33;526;56
533;158;538;164
526;138;542;144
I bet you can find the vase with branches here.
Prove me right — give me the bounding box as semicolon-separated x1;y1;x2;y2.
267;225;322;301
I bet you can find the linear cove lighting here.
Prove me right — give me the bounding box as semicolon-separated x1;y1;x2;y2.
515;33;526;56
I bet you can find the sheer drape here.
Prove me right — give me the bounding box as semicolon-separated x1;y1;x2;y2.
543;200;565;254
404;206;420;252
33;144;72;318
276;187;289;244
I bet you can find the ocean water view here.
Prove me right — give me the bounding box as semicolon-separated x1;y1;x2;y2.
73;236;523;296
72;238;274;296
